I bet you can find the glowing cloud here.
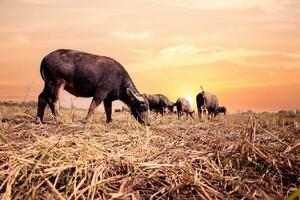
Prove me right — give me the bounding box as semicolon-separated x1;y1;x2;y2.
132;44;271;70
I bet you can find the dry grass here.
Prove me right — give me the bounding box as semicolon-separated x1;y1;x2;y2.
0;104;300;199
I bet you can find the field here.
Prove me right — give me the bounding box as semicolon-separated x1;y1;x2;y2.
0;104;300;199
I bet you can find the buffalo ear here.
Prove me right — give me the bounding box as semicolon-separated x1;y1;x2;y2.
126;88;144;103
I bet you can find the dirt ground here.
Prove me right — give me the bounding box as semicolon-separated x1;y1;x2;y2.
0;104;300;199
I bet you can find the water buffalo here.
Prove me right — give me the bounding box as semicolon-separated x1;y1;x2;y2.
196;91;218;119
144;94;175;116
36;49;150;125
175;98;194;119
122;106;130;112
218;106;227;115
162;95;176;113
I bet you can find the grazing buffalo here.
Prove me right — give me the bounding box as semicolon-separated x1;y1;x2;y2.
36;49;150;125
218;106;227;115
175;98;194;119
196;91;219;119
144;94;175;116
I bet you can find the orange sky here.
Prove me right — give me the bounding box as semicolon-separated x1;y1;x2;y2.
0;0;300;112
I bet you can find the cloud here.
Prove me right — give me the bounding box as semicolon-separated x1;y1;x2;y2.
112;31;152;41
129;44;300;91
159;44;199;56
131;44;272;70
232;53;300;69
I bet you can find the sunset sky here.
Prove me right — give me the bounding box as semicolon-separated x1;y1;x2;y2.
0;0;300;112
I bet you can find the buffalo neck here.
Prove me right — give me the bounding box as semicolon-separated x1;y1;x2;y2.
119;76;140;106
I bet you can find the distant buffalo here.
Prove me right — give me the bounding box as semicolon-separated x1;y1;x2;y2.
144;94;175;116
122;106;130;112
175;98;194;119
218;106;227;115
196;91;218;119
36;49;150;125
277;110;296;117
114;109;122;112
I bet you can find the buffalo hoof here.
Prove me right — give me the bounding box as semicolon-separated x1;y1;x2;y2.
106;119;112;123
81;118;91;124
35;117;43;125
53;116;60;122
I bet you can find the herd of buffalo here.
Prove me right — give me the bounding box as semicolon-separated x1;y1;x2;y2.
35;49;227;125
133;92;227;120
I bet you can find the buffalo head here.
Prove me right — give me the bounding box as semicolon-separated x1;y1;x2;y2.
127;88;150;125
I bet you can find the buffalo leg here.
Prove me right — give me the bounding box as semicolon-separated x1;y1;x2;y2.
160;108;164;116
47;83;63;119
103;99;112;123
214;111;218;118
160;110;164;116
198;109;201;119
85;92;106;122
178;111;181;120
85;99;102;122
36;85;50;124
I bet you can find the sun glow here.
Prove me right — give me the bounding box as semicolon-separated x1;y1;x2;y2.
185;96;193;106
0;0;299;112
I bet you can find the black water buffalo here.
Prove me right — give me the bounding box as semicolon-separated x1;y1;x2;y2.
144;94;175;116
162;95;176;113
196;91;218;119
36;49;150;125
218;106;227;115
122;106;130;112
175;98;194;119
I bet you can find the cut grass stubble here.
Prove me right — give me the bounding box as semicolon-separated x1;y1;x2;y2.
0;105;299;199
